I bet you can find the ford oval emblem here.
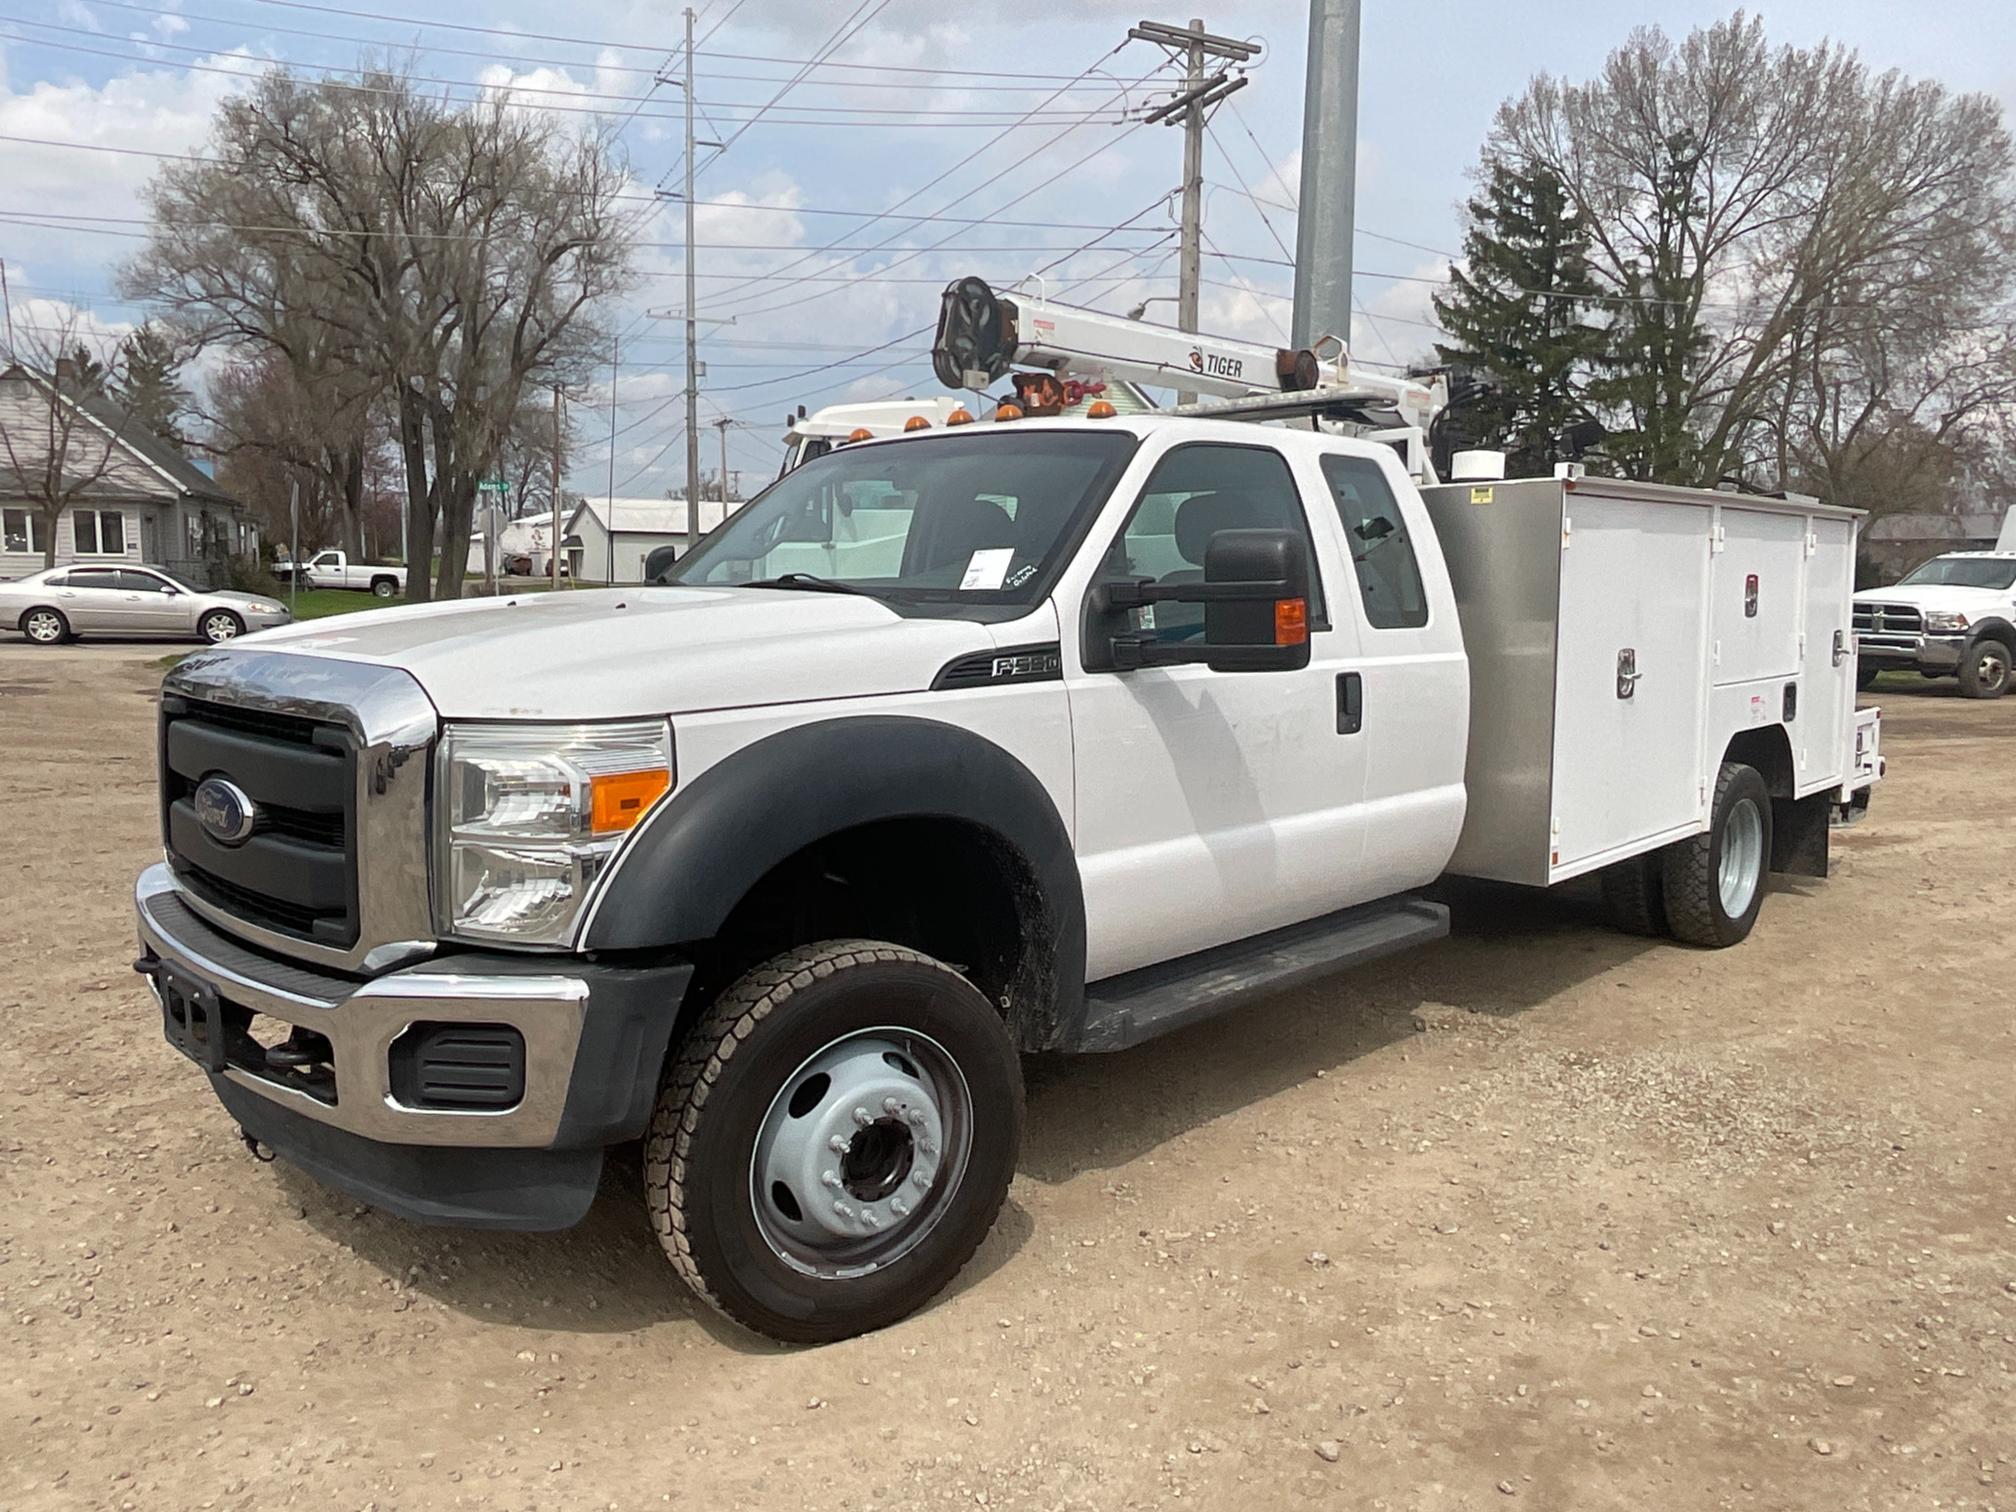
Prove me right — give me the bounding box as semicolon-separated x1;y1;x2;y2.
193;776;258;846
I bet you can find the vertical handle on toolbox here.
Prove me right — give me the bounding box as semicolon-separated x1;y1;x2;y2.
1336;672;1363;734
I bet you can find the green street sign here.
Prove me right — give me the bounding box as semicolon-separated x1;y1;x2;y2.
476;479;509;493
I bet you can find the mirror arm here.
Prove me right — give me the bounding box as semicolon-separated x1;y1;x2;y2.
1099;576;1294;611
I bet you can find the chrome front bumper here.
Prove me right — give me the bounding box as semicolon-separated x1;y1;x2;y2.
136;864;588;1148
1855;631;1964;670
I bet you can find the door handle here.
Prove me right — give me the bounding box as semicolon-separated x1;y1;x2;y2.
1831;629;1849;667
1336;672;1363;735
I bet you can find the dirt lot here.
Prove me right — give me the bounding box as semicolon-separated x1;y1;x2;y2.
3;646;2012;1511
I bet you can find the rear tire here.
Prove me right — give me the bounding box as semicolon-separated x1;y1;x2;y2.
370;577;398;599
21;607;69;645
1660;762;1772;948
1956;639;2011;699
1600;850;1668;937
200;610;245;644
644;940;1023;1344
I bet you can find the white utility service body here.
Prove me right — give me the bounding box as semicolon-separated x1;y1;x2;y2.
1426;474;1878;887
131;321;1881;1341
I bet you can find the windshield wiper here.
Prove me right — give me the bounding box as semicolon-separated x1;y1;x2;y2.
744;572;873;596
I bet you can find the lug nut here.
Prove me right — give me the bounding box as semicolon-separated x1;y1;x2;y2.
912;1170;931;1191
890;1197;910;1218
827;1135;849;1154
852;1106;873;1127
883;1096;901;1114
821;1170;841;1188
861;1209;882;1229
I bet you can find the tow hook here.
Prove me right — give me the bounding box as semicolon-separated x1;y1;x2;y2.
238;1128;276;1164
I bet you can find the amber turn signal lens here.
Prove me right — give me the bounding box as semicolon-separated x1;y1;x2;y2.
903;415;931;431
590;768;671;835
1274;597;1309;647
1085;399;1117;419
994;403;1024;421
846;427;874;443
946;407;974;426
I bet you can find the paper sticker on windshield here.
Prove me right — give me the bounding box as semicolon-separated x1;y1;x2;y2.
959;548;1015;591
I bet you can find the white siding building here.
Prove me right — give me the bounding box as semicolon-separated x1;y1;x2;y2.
1;362;257;585
564;497;740;584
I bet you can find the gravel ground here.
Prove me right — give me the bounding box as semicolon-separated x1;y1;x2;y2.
2;647;2012;1511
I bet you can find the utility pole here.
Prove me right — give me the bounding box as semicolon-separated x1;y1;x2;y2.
605;331;618;585
0;257;13;355
711;414;736;520
682;5;702;560
1291;0;1361;351
1132;18;1255;402
550;383;564;592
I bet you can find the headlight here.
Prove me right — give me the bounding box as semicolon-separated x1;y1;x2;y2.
1924;610;1969;633
436;719;673;945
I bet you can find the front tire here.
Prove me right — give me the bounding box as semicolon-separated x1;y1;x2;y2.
645;940;1023;1344
21;607;69;645
1856;663;1879;691
1957;639;2012;699
1661;762;1772;948
200;609;245;644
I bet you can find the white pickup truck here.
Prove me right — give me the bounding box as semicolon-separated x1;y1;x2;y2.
131;301;1879;1344
275;548;407;598
1853;550;2016;698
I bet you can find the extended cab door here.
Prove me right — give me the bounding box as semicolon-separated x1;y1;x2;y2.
1062;437;1371;981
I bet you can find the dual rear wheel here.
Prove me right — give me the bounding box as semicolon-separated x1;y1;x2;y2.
1602;761;1772;948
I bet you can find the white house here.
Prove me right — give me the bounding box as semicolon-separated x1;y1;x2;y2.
564;496;740;584
1;361;258;585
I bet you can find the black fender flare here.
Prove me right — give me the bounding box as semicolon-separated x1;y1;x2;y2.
1964;616;2016;652
581;715;1085;1043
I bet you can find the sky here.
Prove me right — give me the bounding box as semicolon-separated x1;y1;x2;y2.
1;0;2012;500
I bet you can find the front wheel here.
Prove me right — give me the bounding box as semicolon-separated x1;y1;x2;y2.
1957;640;2012;700
200;609;245;644
21;607;69;645
1856;664;1879;691
645;940;1023;1344
1661;762;1772;948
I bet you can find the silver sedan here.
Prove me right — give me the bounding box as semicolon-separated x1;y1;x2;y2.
0;564;291;646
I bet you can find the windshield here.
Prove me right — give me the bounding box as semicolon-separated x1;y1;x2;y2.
666;429;1138;613
1898;556;2016;591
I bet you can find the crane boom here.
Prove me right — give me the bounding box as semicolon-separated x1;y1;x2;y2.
930;276;1445;477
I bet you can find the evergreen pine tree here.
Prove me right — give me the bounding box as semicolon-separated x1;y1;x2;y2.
1432;162;1607;476
117;321;189;446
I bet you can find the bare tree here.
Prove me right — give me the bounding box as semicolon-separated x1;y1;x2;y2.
1489;12;2016;490
122;66;634;600
0;311;134;569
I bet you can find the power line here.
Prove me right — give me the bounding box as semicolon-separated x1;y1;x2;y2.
690;44;1161;310
0;25;1142;127
79;0;1130;92
0;133;1198;233
245;0;1130;79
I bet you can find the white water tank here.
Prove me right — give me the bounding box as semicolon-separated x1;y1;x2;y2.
1450;450;1508;482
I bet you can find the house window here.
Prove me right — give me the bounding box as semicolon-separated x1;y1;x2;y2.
73;509;126;556
4;508;45;554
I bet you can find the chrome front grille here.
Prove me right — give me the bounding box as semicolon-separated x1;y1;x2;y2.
162;696;358;947
1852;602;1925;636
158;650;440;974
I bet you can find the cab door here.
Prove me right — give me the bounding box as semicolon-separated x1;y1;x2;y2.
1062;439;1370;982
120;569;197;633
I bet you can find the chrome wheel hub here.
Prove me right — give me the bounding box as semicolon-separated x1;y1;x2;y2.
751;1027;971;1278
1718;796;1764;918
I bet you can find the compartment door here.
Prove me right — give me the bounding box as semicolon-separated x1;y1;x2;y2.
1797;516;1856;792
1713;508;1807;684
1549;497;1711;877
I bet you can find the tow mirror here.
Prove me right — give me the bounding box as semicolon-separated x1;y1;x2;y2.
1093;528;1312;674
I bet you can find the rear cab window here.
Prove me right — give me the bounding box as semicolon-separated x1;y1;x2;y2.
1318;453;1430;630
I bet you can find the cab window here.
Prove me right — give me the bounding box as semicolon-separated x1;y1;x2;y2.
1319;454;1429;629
1094;443;1327;642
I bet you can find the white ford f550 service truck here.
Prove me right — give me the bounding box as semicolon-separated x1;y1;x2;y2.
134;297;1880;1344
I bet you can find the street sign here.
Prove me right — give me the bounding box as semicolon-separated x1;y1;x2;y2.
476;479;509;493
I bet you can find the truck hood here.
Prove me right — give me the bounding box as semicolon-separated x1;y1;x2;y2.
239;586;994;719
1853;583;2016;616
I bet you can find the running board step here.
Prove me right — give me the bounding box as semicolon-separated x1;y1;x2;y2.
1071;894;1449;1052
